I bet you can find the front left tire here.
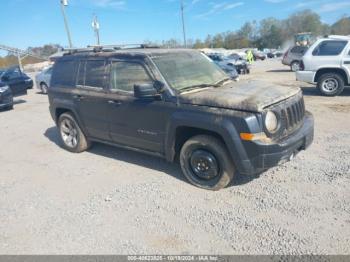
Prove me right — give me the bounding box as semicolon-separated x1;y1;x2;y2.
317;73;345;96
180;135;234;191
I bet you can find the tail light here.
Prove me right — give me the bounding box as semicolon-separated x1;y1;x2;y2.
299;60;305;71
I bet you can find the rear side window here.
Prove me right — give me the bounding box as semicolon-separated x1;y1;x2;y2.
84;60;106;88
312;41;347;56
110;62;153;92
51;60;78;87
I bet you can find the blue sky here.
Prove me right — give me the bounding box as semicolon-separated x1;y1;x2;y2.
1;0;349;51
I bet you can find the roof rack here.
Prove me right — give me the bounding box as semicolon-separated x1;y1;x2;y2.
325;35;350;40
63;44;160;55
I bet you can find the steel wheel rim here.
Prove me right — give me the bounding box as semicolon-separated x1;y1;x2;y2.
322;78;338;92
190;150;219;180
60;119;78;148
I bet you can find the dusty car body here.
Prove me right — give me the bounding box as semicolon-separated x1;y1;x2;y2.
48;47;314;190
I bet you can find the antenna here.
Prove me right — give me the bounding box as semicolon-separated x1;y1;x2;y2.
181;0;187;48
92;14;101;46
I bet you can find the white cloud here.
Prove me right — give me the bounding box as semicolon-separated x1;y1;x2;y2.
196;1;244;18
318;1;350;13
264;0;287;3
91;0;126;9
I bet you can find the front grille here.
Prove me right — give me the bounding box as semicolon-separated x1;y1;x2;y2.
267;93;305;139
282;97;305;131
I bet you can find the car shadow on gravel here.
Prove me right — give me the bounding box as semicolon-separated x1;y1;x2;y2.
301;86;350;96
44;127;257;188
44;127;187;184
266;69;292;73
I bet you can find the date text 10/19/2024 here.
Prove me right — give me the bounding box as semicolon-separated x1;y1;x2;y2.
127;256;219;261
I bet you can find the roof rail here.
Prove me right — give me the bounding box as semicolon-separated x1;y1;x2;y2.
63;44;160;55
325;35;350;40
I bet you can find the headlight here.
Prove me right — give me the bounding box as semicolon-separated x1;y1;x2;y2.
0;85;10;93
265;111;278;133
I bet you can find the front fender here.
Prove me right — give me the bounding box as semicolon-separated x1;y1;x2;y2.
164;110;251;174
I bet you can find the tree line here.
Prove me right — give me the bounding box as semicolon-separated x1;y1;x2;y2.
156;10;350;50
191;10;350;50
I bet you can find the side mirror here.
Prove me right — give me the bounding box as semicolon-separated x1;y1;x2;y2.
134;83;159;99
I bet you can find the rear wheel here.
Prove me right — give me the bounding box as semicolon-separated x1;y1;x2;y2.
290;61;300;72
40;83;48;94
317;73;345;96
58;112;90;153
180;135;234;191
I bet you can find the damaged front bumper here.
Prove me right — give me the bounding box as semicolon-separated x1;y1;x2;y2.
240;112;314;175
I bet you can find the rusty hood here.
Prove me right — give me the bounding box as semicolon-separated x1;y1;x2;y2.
178;81;301;112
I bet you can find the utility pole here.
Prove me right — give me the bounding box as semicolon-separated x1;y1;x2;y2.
181;0;187;48
92;15;100;46
60;0;73;48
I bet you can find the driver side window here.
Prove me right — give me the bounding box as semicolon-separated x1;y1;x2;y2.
110;61;153;93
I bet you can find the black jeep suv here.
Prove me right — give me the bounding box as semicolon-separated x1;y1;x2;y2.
48;47;314;190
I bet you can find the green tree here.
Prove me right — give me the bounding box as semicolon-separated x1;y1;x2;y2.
331;17;350;35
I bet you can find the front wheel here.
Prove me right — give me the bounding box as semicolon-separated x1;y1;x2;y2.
58;112;91;153
180;135;234;191
317;73;345;96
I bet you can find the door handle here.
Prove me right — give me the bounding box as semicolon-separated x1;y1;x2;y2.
108;100;122;106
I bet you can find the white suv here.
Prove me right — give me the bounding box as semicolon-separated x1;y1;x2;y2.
296;35;350;96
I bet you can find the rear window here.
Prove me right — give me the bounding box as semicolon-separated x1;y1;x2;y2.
51;60;78;87
312;40;347;56
290;46;307;54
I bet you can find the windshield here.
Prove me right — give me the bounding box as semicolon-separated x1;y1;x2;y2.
152;51;228;91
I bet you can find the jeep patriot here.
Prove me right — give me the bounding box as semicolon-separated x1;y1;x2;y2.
48;46;314;190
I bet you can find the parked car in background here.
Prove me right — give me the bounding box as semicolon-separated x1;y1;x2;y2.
227;53;250;74
0;66;30;110
296;35;350;96
267;50;284;58
209;53;249;75
252;50;267;61
282;46;308;72
207;54;239;80
35;66;53;94
48;47;314;191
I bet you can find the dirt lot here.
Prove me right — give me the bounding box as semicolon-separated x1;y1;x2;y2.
0;59;349;254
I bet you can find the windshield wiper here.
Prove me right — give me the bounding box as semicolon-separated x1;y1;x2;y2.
180;84;214;92
213;77;231;87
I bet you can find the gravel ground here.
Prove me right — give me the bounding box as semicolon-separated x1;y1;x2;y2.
0;59;349;254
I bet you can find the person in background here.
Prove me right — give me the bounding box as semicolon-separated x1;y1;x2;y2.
247;50;254;64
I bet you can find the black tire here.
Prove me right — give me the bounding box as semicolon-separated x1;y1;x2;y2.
40;83;48;94
180;135;234;191
58;112;90;153
290;61;300;72
317;73;345;97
